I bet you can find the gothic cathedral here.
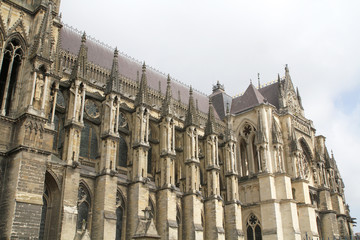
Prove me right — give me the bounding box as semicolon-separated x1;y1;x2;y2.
0;1;355;240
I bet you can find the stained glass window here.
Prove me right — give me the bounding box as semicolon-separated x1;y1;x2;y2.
118;135;127;167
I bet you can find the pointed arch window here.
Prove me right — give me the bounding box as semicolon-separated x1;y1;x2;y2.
147;146;152;174
0;38;24;116
77;184;91;230
240;138;248;176
39;187;49;240
38;172;61;239
80;121;99;160
116;191;125;240
246;214;262;240
252;136;260;173
118;135;128;167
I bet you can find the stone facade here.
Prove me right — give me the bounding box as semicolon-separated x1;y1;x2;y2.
0;1;355;240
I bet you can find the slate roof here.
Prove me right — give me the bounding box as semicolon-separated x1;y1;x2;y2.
60;25;281;118
60;25;211;114
258;81;280;110
231;84;266;114
229;81;281;115
209;89;232;120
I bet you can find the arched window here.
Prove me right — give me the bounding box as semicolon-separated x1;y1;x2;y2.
39;187;48;240
116;191;125;240
246;214;262;240
80;122;99;160
252;137;260;173
0;38;24;115
118;135;128;167
77;184;91;230
240;138;248;176
299;139;311;179
38;172;61;239
147;146;152;174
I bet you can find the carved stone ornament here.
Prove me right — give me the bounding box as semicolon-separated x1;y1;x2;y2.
287;92;300;114
118;112;128;129
84;99;100;119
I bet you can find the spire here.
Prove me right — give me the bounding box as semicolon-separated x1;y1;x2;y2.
105;48;121;94
255;111;267;145
277;73;281;83
258;73;261;89
161;74;173;117
70;32;88;81
30;1;54;59
185;86;198;127
272;117;283;144
205;99;216;136
134;62;149;107
284;64;295;92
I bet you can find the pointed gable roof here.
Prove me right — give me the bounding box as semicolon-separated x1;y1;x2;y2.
231;84;266;114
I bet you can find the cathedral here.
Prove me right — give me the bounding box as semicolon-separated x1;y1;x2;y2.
0;1;355;240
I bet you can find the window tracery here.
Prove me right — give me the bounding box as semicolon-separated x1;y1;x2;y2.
79;121;99;160
246;214;262;240
76;184;91;230
118;112;128;130
116;191;125;240
0;38;24;115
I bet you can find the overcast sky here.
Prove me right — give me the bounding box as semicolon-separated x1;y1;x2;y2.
60;0;360;232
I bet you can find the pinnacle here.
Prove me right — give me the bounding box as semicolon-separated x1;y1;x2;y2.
81;32;86;43
114;47;119;58
185;86;198;127
142;61;146;72
205;98;216;136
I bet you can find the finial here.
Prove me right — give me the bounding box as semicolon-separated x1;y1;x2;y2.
277;73;280;82
331;150;334;158
167;74;171;84
81;32;86;44
258;73;261;89
250;79;252;84
285;64;289;72
142;62;146;72
190;85;193;95
114;47;119;58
